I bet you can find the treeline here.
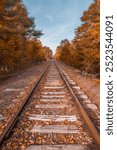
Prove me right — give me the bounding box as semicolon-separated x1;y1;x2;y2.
55;0;100;75
0;0;52;73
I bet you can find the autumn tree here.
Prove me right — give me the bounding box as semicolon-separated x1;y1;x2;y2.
54;46;61;60
31;39;45;62
0;0;44;73
55;39;78;68
73;0;100;74
55;0;100;75
43;46;52;60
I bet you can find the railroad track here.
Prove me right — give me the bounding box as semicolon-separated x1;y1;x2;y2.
0;60;100;150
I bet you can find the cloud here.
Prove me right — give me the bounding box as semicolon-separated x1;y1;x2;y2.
45;14;54;22
41;22;76;54
23;0;93;53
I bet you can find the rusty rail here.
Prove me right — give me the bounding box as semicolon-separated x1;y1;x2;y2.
54;61;100;149
0;62;50;145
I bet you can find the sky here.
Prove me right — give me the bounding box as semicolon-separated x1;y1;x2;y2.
23;0;93;54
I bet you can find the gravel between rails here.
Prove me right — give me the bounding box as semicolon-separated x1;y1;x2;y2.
1;62;97;150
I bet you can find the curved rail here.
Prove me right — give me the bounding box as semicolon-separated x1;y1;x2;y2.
54;61;100;149
0;62;50;145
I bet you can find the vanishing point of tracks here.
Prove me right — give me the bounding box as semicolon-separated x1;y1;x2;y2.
0;60;100;150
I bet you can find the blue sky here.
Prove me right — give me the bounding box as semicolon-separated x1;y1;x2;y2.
23;0;93;54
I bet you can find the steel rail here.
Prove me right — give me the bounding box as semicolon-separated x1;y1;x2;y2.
0;61;50;145
54;61;100;149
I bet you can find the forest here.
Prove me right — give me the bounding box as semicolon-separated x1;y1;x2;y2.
0;0;100;77
0;0;52;74
55;0;100;76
